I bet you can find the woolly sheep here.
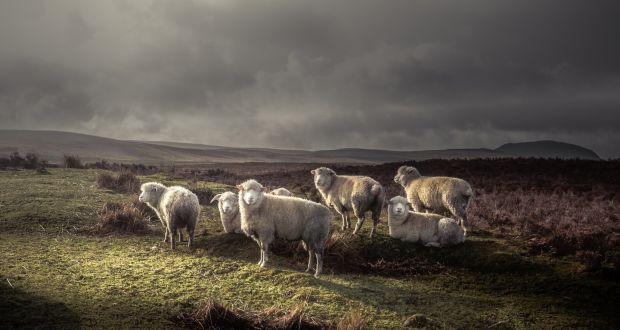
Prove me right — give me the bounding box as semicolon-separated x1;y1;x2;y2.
269;187;293;197
237;179;331;277
394;166;473;235
210;191;242;234
139;182;200;249
311;167;385;238
387;196;464;247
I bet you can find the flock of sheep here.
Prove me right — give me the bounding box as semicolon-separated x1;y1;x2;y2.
138;166;473;277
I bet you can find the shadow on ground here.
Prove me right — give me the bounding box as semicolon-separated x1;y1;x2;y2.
0;280;81;329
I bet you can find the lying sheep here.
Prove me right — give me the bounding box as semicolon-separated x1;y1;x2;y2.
387;196;464;247
238;179;331;277
210;191;242;234
139;182;200;249
394;166;473;234
270;187;293;197
311;167;385;237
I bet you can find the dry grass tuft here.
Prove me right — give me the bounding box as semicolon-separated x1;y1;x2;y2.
96;171;141;193
81;201;151;236
176;299;330;329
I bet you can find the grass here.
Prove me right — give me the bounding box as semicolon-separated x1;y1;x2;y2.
0;169;619;328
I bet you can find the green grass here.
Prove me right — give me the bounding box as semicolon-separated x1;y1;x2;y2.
0;169;618;329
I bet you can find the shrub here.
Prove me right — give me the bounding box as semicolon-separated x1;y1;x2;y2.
175;299;329;330
63;154;83;169
96;171;140;193
84;201;150;235
187;181;215;205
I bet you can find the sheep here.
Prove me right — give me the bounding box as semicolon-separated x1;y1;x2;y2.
237;179;331;277
311;167;385;238
210;191;242;234
387;196;464;247
139;182;200;249
394;166;473;235
269;187;293;197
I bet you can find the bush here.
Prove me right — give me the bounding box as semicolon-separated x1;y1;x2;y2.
63;155;83;169
187;181;215;205
175;299;333;330
96;171;141;193
83;201;150;235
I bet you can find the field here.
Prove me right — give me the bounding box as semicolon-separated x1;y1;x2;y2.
1;160;619;329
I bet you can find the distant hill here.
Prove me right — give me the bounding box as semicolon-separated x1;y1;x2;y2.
496;140;600;160
0;130;601;164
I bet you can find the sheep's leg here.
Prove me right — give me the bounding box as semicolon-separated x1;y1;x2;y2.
340;211;347;231
256;241;264;266
163;229;169;243
169;226;177;250
305;248;316;273
260;242;269;268
187;226;195;249
345;212;351;230
314;249;324;277
178;231;184;242
352;207;366;235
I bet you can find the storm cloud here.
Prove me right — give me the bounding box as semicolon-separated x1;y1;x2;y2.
0;0;619;157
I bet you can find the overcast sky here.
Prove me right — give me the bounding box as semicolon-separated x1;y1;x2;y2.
1;0;619;158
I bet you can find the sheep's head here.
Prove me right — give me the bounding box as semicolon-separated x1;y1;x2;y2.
139;182;166;206
211;191;238;215
237;179;267;206
311;167;336;189
394;166;421;186
387;196;410;223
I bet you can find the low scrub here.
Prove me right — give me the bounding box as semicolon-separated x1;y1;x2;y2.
82;201;150;236
175;299;366;330
96;171;141;193
63;155;83;169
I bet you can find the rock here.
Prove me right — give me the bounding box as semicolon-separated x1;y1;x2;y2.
404;313;427;328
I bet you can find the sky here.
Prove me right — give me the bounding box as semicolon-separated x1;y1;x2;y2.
0;0;619;158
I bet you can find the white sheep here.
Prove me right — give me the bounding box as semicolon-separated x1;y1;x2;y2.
238;179;332;277
210;191;242;234
394;166;473;235
311;167;385;238
387;196;464;247
269;187;293;197
139;182;200;249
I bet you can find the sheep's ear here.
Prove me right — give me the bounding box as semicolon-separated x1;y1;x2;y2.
261;187;268;192
210;194;222;204
310;170;316;175
236;184;244;191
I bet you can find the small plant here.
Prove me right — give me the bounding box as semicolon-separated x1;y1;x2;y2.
63;154;83;169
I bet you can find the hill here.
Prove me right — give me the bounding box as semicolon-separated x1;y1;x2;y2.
0;130;601;164
496;140;600;160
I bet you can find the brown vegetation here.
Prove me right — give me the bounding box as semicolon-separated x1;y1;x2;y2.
96;171;141;193
175;298;366;330
82;201;151;236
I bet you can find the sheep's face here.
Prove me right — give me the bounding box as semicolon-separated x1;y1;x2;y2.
237;180;267;206
139;182;165;205
394;166;420;186
388;196;409;218
311;167;335;189
211;192;238;214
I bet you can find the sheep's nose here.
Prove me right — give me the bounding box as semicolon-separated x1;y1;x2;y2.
223;206;230;211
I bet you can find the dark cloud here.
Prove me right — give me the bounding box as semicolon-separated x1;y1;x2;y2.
0;0;619;158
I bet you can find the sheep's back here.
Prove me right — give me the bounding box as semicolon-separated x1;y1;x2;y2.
261;195;331;240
